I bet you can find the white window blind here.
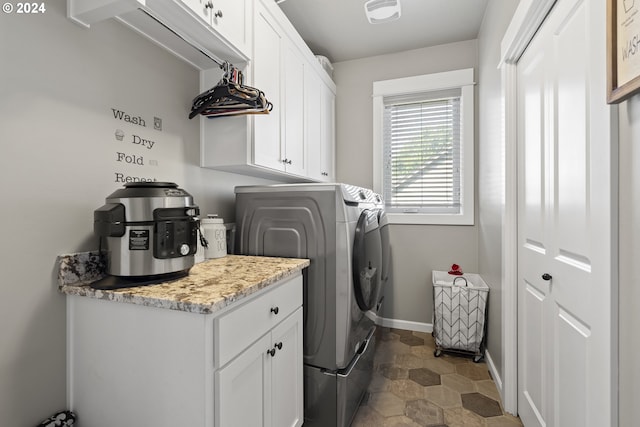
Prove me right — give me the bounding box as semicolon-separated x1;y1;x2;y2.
382;89;462;214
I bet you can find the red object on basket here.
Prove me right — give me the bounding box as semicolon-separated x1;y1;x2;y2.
448;264;463;275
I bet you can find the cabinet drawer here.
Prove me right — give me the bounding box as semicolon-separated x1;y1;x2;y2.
215;274;302;367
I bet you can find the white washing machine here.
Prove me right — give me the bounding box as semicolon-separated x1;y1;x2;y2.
234;183;390;427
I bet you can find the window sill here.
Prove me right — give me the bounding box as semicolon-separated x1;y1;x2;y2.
386;212;475;226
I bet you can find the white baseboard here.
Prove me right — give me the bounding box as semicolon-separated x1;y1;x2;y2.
484;349;503;399
366;311;433;333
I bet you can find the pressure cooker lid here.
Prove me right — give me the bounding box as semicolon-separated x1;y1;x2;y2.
123;182;178;189
106;182;192;200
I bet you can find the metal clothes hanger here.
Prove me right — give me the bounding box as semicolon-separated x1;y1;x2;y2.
189;61;273;119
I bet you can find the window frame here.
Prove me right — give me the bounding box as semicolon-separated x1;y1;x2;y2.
373;68;475;225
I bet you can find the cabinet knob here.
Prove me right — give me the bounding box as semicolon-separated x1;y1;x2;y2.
267;348;276;357
270;306;279;315
215;10;223;18
542;273;552;281
275;342;283;350
205;1;213;8
282;159;292;165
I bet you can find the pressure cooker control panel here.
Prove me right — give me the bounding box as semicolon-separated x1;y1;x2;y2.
153;207;199;259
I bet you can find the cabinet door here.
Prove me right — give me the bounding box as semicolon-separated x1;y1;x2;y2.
270;308;303;427
253;5;284;171
209;0;250;55
282;44;306;176
216;334;271;427
305;65;323;181
180;0;212;23
320;84;336;181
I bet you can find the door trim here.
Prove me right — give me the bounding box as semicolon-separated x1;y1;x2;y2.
499;0;557;415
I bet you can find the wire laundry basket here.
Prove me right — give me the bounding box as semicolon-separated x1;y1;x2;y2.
432;271;489;362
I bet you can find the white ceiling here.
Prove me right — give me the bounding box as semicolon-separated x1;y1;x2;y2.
277;0;489;63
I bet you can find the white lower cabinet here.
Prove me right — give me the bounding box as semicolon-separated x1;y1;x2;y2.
66;274;303;427
216;308;303;427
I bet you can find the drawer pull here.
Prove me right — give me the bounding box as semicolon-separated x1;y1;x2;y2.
270;307;279;315
267;348;276;357
275;342;283;350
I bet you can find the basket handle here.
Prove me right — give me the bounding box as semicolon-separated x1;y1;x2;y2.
453;276;468;287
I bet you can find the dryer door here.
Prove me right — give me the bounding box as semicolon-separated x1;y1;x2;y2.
352;209;382;311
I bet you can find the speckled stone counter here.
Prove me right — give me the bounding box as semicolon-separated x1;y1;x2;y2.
58;254;309;315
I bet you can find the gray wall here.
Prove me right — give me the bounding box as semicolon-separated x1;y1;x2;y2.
476;0;520;386
617;98;640;426
0;1;275;424
332;41;479;325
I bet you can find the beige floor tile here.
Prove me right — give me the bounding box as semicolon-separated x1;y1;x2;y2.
394;353;426;369
378;363;409;380
456;362;492;381
369;372;393;392
367;391;407;417
410;345;436;359
424;385;463;409
423;357;457;375
475;379;501;401
485;414;525;427
440;373;477;394
399;335;426;346
439;353;473;364
379;329;401;342
376;340;411;364
404;399;445;425
381;415;424;427
444;407;487;427
388;379;427;400
351;405;386;427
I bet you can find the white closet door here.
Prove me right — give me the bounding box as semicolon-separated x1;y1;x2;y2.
517;0;615;426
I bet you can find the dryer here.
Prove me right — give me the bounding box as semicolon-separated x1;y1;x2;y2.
234;183;389;427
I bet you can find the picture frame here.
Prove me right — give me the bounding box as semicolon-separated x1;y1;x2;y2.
608;0;640;103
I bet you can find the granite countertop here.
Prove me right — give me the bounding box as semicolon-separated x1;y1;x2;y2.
58;254;309;315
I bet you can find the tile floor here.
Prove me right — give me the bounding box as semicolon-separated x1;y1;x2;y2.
351;328;523;427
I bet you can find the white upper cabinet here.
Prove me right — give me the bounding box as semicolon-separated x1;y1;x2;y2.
253;5;284;172
180;0;251;59
199;0;336;182
307;66;336;182
247;0;307;177
281;42;307;176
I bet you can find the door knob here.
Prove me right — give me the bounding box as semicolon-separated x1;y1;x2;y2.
542;273;552;281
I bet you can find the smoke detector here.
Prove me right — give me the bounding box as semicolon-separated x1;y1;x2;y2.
364;0;401;24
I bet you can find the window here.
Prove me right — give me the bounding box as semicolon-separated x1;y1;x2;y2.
373;69;474;225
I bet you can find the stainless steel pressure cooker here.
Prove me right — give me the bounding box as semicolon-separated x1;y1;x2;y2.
94;182;200;279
